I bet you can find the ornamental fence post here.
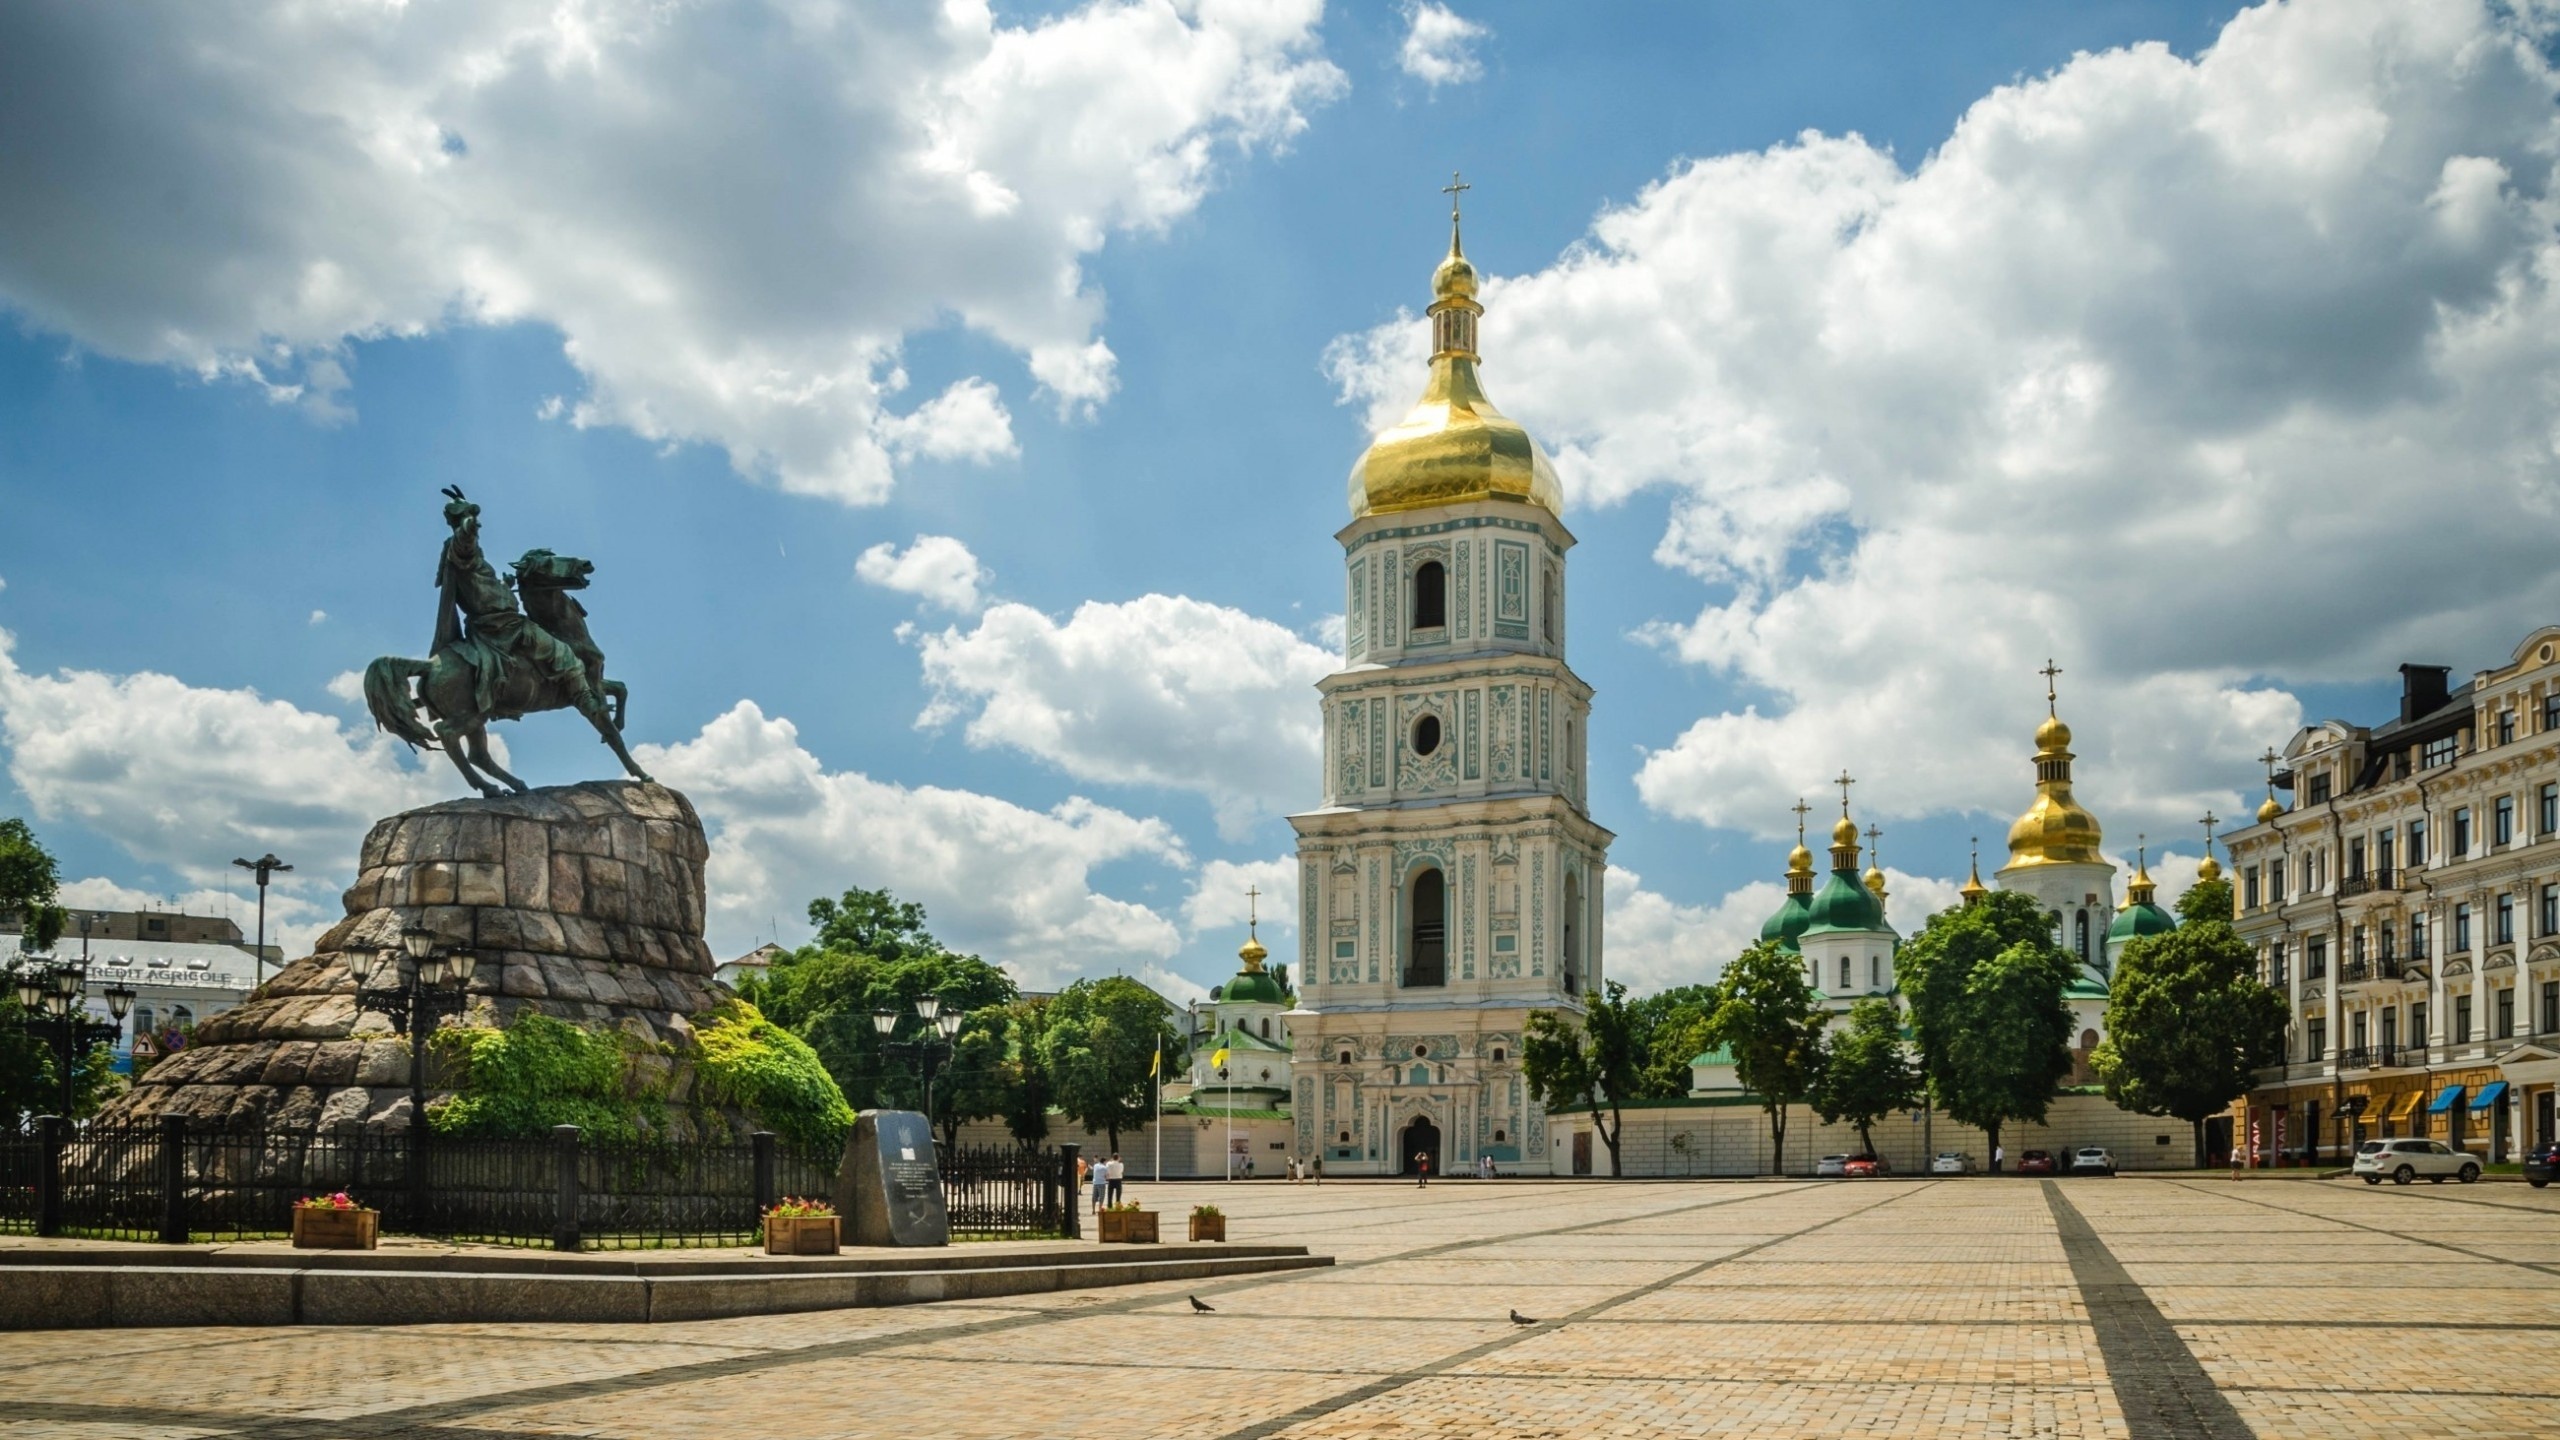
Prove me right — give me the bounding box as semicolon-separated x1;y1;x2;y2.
750;1130;778;1221
551;1125;582;1253
34;1115;66;1237
158;1114;188;1244
1057;1143;1080;1240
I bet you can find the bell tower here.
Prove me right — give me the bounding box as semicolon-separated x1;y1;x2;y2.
1288;181;1614;1177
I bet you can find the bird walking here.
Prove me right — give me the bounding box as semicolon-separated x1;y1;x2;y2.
1189;1295;1216;1313
1508;1309;1537;1326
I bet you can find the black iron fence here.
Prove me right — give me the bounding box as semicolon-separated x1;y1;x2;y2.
0;1118;1076;1249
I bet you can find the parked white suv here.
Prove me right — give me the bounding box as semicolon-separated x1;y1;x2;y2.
1929;1152;1977;1175
2066;1146;2117;1176
2352;1138;2481;1185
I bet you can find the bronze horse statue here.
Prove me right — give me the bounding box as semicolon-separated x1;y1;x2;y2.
364;493;652;797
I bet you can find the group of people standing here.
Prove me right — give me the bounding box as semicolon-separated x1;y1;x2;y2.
1080;1153;1126;1207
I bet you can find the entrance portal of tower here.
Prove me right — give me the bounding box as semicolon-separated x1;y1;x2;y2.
1400;1117;1441;1178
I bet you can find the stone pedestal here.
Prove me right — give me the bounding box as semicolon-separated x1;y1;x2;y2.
100;782;758;1142
836;1110;949;1247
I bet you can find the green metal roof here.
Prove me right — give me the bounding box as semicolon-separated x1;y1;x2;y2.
2106;900;2176;944
1201;1025;1288;1054
1759;891;1813;952
1800;868;1890;937
1219;969;1289;1006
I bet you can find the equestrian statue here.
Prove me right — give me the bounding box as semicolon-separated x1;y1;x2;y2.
364;487;653;796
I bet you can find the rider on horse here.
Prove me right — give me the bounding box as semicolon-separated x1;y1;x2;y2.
433;492;607;726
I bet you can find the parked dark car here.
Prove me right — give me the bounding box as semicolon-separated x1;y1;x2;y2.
2525;1141;2560;1189
2016;1149;2057;1175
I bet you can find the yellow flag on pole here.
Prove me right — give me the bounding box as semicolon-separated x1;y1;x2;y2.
1211;1047;1230;1069
1150;1047;1160;1077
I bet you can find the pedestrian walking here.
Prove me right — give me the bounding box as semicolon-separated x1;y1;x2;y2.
1106;1152;1126;1204
1088;1155;1108;1209
1478;1154;1493;1181
1312;1156;1323;1185
1993;1143;2004;1174
1415;1151;1431;1187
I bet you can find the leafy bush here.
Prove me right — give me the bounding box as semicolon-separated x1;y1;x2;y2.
1189;1204;1222;1219
766;1196;836;1218
694;999;856;1147
430;1013;666;1143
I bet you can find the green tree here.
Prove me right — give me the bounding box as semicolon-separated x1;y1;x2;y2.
1699;941;1828;1173
753;890;1017;1114
1810;996;1918;1157
1626;983;1720;1099
2094;907;2285;1167
997;996;1057;1149
2176;875;2235;926
932;1004;1017;1151
1897;891;2079;1169
0;818;66;953
1037;976;1176;1151
1520;981;1649;1176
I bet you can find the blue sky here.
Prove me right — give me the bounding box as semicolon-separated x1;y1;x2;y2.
3;0;2554;996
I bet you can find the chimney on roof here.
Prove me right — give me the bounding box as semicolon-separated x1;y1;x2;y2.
2399;664;2451;723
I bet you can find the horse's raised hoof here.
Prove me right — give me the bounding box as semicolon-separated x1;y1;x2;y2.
506;779;532;795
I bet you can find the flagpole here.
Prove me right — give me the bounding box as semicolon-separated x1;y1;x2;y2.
1153;1033;1162;1184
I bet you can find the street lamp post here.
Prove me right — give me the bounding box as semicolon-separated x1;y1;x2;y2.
8;956;136;1119
872;995;963;1134
231;854;293;990
352;926;478;1225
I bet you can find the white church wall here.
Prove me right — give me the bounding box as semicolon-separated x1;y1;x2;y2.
1545;1094;2198;1176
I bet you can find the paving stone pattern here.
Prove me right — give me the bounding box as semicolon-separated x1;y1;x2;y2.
4;1176;2558;1437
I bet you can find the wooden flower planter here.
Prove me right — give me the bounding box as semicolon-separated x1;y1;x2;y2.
1098;1209;1159;1244
764;1215;841;1256
291;1207;379;1251
1187;1214;1226;1242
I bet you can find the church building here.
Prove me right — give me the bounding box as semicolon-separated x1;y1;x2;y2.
1287;191;1613;1177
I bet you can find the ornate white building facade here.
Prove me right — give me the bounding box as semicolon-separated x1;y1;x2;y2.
1288;202;1613;1177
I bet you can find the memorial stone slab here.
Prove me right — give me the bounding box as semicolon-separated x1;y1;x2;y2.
837;1110;950;1248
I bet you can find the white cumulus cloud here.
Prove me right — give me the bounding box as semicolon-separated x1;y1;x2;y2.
1399;2;1488;88
1331;0;2560;847
639;700;1189;989
856;535;990;614
1183;854;1298;939
0;0;1344;503
916;594;1334;838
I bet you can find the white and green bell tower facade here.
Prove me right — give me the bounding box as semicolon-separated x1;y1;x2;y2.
1287;196;1614;1178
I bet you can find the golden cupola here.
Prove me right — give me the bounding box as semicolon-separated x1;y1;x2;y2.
1960;840;1989;905
1347;182;1563;519
2005;683;2105;869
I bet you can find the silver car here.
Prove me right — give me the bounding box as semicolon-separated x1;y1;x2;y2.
1928;1151;1977;1175
2352;1137;2481;1185
1815;1154;1851;1178
2066;1146;2116;1176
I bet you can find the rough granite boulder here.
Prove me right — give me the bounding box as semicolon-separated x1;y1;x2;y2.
99;781;762;1144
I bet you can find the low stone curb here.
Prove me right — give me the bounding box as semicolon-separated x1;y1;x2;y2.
0;1246;1329;1329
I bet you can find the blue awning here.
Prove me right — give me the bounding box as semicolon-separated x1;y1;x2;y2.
2470;1081;2509;1111
2427;1083;2466;1114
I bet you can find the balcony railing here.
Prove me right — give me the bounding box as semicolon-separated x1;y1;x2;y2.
2339;870;2397;898
2341;960;2372;984
2339;1044;2370;1069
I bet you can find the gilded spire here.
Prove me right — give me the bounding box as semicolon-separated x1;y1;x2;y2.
1862;824;1887;902
1827;772;1860;871
1237;884;1268;970
2255;747;2283;824
2197;811;2223;883
1785;798;1814;896
1348;176;1563;518
2124;836;2157;906
1961;837;1989;904
2006;660;2104;868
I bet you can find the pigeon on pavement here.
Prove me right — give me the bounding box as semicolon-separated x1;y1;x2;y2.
1509;1309;1538;1326
1190;1295;1216;1313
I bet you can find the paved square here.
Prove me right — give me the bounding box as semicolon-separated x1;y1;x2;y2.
4;1176;2558;1438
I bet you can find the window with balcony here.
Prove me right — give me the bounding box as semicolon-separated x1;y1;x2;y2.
2411;1002;2428;1050
2496;795;2515;847
2497;892;2515;946
2351;1011;2369;1052
2382;1007;2400;1054
2352;927;2368;966
2497;987;2515;1041
2456;903;2473;953
2348;838;2365;879
2453;808;2472;858
2380;927;2397;963
2377;830;2395;876
2410;913;2429;960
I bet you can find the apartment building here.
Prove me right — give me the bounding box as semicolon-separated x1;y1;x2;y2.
2231;626;2560;1163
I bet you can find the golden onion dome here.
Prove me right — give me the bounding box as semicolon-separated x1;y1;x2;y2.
1863;864;1887;897
1786;843;1814;876
1237;933;1268;969
2008;705;2104;868
1348;211;1563;519
2256;792;2283;824
2197;852;2223;883
1960;857;1989;903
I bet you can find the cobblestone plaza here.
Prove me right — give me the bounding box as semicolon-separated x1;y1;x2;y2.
4;1175;2558;1438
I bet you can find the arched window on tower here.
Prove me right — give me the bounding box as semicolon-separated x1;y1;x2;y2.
1405;869;1447;987
1542;567;1559;643
1839;956;1851;992
2075;909;2090;963
1413;561;1447;631
1561;870;1583;994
